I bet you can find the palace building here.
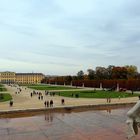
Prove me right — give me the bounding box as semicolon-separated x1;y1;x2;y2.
0;71;45;84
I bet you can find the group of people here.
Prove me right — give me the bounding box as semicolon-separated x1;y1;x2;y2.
9;86;66;108
15;87;22;94
31;91;43;97
30;91;44;101
45;90;56;96
44;100;53;107
106;97;111;103
44;99;65;107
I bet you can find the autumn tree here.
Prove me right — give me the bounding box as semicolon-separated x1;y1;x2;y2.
125;65;138;79
112;66;128;79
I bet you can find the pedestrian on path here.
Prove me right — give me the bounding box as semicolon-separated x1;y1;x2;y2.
41;95;43;100
61;99;65;105
47;101;49;107
38;96;40;100
109;97;111;103
9;100;13;107
50;100;53;107
107;97;109;103
107;97;111;103
44;101;47;107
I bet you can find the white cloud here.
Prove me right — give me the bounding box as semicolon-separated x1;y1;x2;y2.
0;0;140;75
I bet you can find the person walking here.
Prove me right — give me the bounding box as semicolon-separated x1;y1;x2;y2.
38;96;40;100
30;92;33;97
41;95;43;100
61;99;65;105
9;100;13;107
44;101;47;107
50;100;53;107
47;101;49;107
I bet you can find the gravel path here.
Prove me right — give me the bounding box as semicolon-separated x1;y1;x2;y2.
0;85;139;111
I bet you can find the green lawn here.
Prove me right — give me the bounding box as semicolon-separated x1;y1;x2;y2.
0;87;7;91
19;84;37;86
55;90;139;98
0;93;12;102
28;85;78;90
0;84;7;91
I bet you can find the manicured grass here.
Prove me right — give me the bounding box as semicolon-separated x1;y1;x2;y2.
28;85;78;90
19;84;37;86
0;93;12;102
20;84;51;86
55;90;139;98
0;87;7;91
0;84;7;91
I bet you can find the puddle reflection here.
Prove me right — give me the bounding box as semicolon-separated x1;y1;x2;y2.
0;106;140;140
44;112;53;122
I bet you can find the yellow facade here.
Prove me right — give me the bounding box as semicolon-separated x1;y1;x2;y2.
0;72;45;84
16;73;45;84
0;71;16;84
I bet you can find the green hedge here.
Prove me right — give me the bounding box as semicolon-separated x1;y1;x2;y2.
56;90;139;98
0;93;12;102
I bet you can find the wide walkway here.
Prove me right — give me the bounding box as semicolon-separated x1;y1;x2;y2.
0;85;139;111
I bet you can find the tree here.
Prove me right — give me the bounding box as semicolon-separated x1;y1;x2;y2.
137;73;140;79
65;75;72;82
95;66;109;79
77;70;84;79
84;74;88;80
72;76;78;80
125;65;138;79
87;69;95;80
112;66;128;79
107;65;115;79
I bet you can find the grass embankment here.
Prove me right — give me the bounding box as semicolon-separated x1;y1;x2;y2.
28;85;77;90
55;90;139;98
0;87;7;91
0;84;7;91
0;84;12;102
0;93;12;102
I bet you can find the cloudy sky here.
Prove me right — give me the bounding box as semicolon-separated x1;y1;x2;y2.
0;0;140;75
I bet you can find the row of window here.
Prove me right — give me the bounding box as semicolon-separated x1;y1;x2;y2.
0;78;42;80
1;73;15;74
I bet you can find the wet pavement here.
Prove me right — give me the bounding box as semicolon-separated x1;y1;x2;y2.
0;107;140;140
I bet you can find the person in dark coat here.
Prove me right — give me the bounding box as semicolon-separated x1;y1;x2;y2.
61;99;65;105
50;100;53;107
9;100;13;107
38;96;40;100
41;95;43;100
47;101;49;107
44;101;47;107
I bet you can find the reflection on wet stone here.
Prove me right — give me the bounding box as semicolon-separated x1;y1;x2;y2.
0;107;140;140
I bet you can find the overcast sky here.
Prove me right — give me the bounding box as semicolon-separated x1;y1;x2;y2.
0;0;140;75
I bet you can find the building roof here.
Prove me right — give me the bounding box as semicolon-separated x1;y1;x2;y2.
0;71;15;73
16;73;44;76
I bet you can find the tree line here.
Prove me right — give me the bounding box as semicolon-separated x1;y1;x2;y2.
43;65;140;82
41;65;140;90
